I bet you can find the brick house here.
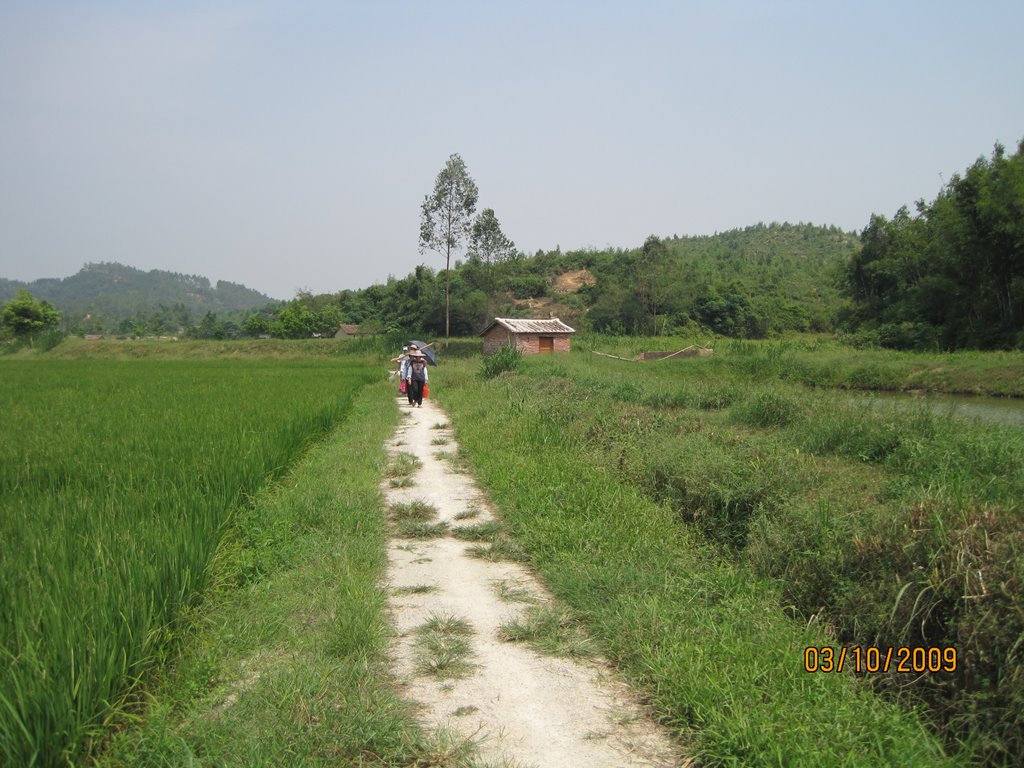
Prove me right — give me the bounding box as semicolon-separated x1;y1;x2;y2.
480;317;576;356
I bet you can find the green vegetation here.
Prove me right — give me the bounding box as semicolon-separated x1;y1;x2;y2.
419;153;481;338
465;533;529;564
396;520;451;539
478;343;522;378
498;605;596;659
387;452;423;484
6;330;1021;765
0;288;62;350
3;223;858;344
842;139;1024;350
317;221;855;339
97;380;459;767
434;348;1023;765
389;499;439;522
0;356;375;766
0;262;276;337
412;614;475;680
450;521;503;542
491;579;538;605
577;333;1024;397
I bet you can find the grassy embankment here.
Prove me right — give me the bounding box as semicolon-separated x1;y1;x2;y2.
0;353;409;766
434;342;1023;766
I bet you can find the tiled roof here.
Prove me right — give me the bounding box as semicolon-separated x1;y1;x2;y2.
481;317;576;335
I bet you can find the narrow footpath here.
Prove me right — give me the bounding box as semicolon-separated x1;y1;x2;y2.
383;395;686;767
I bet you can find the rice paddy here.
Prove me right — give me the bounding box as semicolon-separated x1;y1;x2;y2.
0;357;375;766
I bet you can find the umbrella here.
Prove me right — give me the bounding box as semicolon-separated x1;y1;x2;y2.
409;340;437;365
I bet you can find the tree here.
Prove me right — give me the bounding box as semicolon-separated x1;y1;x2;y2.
242;313;271;337
193;311;224;340
1;289;62;341
469;208;516;266
419;153;479;338
467;207;517;299
638;235;672;335
275;300;317;338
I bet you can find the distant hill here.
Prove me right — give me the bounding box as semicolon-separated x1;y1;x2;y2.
0;263;278;332
544;222;857;335
323;222;858;338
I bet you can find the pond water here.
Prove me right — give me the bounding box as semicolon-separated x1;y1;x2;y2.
859;390;1024;428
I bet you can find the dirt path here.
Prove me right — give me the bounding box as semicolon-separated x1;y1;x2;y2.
383;396;686;767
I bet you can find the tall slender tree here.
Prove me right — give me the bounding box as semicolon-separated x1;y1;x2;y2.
419;154;479;338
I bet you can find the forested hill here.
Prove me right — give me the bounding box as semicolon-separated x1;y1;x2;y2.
591;222;857;335
325;222;858;338
0;262;277;334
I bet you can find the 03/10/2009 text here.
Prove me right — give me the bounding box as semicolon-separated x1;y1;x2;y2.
803;646;957;674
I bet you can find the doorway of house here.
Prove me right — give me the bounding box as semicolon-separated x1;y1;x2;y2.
539;336;554;354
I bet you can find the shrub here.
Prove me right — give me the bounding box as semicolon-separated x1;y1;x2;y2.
731;388;804;427
479;344;522;379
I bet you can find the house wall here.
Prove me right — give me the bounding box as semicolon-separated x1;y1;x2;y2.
482;326;514;355
482;327;573;355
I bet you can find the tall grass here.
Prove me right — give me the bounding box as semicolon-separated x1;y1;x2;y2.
0;358;375;766
450;348;1022;764
434;359;954;766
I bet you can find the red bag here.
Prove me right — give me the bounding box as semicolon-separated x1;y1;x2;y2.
423;384;429;399
399;380;407;394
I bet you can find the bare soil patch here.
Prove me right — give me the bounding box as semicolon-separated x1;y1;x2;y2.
551;269;597;293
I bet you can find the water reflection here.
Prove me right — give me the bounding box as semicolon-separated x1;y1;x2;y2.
858;390;1024;428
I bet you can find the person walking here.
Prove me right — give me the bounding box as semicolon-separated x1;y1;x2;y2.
407;350;429;408
398;345;414;404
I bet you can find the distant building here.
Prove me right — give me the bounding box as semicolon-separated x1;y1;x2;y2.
480;317;576;356
334;324;362;339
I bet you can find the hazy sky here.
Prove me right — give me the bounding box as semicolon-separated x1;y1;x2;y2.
2;1;1022;300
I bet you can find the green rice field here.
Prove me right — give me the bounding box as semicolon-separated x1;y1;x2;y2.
0;357;375;766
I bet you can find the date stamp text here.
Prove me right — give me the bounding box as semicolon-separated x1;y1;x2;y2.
803;646;958;674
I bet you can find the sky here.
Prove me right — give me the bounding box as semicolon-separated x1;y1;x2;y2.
1;1;1022;300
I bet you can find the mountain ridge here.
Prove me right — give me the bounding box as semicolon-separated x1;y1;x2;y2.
0;262;279;331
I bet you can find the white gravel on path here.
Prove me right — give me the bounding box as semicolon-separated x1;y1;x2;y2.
383;396;687;768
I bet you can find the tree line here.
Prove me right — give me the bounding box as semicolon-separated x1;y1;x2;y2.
840;139;1024;350
1;224;858;344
